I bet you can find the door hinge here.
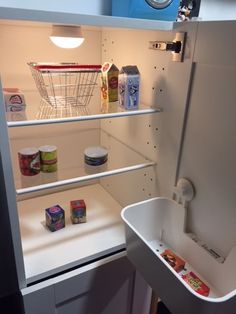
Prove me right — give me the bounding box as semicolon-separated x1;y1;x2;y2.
149;32;186;62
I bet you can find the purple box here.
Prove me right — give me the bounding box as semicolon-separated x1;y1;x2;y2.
45;204;65;232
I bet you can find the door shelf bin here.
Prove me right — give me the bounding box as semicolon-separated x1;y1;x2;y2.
121;197;236;314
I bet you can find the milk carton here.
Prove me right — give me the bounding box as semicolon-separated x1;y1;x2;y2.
118;66;140;110
101;62;119;103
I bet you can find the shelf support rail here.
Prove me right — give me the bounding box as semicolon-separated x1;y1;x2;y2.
16;162;156;196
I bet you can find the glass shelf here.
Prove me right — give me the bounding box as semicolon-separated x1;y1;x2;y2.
7;102;161;128
11;129;156;196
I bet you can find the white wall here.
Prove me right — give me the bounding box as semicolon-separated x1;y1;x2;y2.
199;0;236;21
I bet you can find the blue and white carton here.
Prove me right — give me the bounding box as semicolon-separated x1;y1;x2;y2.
118;66;140;110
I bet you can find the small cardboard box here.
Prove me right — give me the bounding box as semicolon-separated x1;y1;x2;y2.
101;62;119;102
70;199;86;224
161;249;185;273
45;204;65;232
3;88;26;112
182;272;210;296
118;65;140;110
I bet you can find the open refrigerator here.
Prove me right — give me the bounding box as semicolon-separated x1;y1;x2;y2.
0;3;235;314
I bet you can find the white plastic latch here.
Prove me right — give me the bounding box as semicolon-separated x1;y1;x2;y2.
172;178;195;208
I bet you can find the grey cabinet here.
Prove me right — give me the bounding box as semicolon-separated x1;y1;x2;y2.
22;253;150;314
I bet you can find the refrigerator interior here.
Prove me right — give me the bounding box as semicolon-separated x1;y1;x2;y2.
0;12;235;314
0;20;168;283
2;17;235;310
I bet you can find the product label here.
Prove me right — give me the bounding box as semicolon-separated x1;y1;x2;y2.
9;94;23;104
40;150;57;172
18;151;40;176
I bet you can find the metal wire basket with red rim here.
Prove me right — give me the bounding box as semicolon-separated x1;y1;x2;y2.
28;62;101;110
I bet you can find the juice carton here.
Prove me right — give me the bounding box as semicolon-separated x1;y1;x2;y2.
118;65;140;110
101;62;119;102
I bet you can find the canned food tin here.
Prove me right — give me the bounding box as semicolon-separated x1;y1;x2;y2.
39;145;57;173
18;147;40;176
84;146;108;166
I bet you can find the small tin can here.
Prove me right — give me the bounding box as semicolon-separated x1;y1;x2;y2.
18;147;40;176
39;145;57;173
84;146;108;166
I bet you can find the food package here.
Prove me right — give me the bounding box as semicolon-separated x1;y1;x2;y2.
118;65;140;110
182;272;210;296
18;147;40;176
84;146;108;166
45;205;65;232
39;145;58;173
70;199;86;224
3;88;26;112
101;62;119;102
161;249;185;273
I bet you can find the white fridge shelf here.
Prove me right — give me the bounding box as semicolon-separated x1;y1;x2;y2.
11;129;156;196
0;7;174;31
16;162;155;196
7;104;161;128
18;183;125;284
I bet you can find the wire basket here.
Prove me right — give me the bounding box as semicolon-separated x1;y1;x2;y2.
28;62;101;118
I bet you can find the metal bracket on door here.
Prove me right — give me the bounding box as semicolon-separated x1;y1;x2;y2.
149;32;186;62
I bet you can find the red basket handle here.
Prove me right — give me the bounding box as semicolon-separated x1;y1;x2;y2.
33;64;101;70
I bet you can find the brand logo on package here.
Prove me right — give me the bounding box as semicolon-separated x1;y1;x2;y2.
145;0;173;9
9;95;23;104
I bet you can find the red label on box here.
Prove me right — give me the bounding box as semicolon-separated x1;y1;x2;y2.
182;272;210;296
70;199;86;209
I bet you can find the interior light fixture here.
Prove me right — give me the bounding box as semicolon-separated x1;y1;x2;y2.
50;25;85;49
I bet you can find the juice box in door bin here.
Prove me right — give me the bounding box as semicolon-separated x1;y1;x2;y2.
118;66;140;110
161;249;185;273
182;272;210;296
101;62;119;102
